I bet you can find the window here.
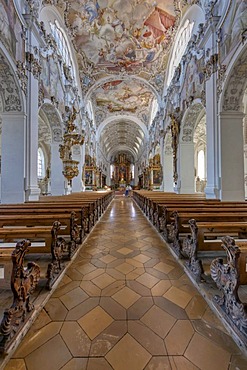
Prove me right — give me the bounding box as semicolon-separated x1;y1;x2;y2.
197;149;205;179
37;148;45;178
50;20;75;79
167;19;194;86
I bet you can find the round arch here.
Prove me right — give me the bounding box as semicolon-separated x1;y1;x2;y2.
0;45;24;113
164;4;205;90
97;115;148;141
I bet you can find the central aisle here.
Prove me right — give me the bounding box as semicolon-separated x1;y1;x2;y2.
6;198;247;370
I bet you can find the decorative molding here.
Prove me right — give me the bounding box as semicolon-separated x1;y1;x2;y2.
0;53;22;112
16;61;28;95
26;52;41;79
203;54;218;81
217;64;227;100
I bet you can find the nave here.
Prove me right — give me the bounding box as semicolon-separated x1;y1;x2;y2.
4;197;247;370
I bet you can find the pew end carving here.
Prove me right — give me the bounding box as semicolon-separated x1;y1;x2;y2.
46;221;67;290
210;236;247;338
0;240;40;354
182;219;204;283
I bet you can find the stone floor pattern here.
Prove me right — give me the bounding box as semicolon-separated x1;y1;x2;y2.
5;197;247;370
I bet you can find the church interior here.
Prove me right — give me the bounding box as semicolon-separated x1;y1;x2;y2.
1;0;247;369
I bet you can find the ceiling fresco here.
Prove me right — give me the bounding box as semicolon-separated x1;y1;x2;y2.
92;79;155;128
66;0;177;76
60;1;180;160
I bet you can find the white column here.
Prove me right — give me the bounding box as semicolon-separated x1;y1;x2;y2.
81;143;86;191
50;128;65;195
204;74;220;199
179;142;195;194
219;111;245;201
25;65;40;201
72;145;83;192
1;113;26;203
163;151;174;192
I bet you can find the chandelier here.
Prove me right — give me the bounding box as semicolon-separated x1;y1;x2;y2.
59;106;84;185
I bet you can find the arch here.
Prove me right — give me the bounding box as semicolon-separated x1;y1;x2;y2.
180;101;206;143
85;74;161;107
39;102;63;143
220;44;247;113
165;4;205;89
0;46;24;113
97;115;148;141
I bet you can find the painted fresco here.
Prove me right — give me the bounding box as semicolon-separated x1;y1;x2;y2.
92;79;154;116
40;55;64;105
220;0;247;61
66;0;176;73
0;0;24;61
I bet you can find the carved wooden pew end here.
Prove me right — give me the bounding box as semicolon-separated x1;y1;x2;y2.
0;240;40;354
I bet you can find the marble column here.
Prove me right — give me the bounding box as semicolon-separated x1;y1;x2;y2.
72;145;83;192
50;128;65;195
163;150;174;192
1;113;26;203
219;111;245;200
178;142;195;194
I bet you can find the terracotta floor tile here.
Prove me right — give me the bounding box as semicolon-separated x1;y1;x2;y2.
141;305;176;338
13;322;63;358
128;320;167;355
133;254;151;263
87;358;113;370
99;255;117;264
163;286;192;309
92;272;116;289
169;356;199;370
66;297;100;321
136;272;160;288
100;296;126;320
105;333;152;370
44;298;68;321
60;286;89;310
165;320;194;355
115;262;135;274
144;356;171;370
60;322;91;356
25;335;72;370
78;306;114;340
117;247;133;255
80;280;102;296
112;286;141;309
90;321;127;356
184;332;231;370
151;280;172;296
127;297;153;319
60;358;88;370
153;261;175;274
4;359;27;370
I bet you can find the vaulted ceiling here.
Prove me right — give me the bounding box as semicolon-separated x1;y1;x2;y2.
61;0;180;161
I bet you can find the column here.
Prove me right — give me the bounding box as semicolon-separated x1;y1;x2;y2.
50;128;65;195
179;142;195;194
72;145;83;192
219;111;245;201
204;71;220;199
163;150;174;192
25;67;40;201
1;113;26;203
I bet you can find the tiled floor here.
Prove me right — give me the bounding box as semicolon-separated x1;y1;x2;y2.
4;197;247;370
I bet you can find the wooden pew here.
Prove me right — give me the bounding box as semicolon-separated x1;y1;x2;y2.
177;219;247;284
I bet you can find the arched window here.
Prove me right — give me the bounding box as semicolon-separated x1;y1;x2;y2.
167;19;194;86
37;148;45;178
197;149;205;179
50;20;75;79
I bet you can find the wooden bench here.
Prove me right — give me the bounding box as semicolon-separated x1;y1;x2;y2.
177;219;247;284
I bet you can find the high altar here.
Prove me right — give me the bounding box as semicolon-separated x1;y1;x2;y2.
111;153;132;188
